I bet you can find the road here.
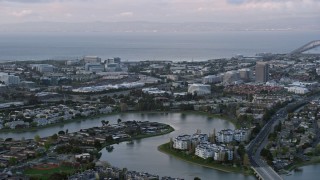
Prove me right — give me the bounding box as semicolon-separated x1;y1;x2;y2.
247;96;319;180
247;106;288;180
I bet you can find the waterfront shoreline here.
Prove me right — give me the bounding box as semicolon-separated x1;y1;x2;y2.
285;156;320;172
158;142;253;176
0;110;233;134
0;112;119;134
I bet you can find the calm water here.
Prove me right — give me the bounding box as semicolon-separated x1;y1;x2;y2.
283;164;320;180
0;112;252;180
0;113;319;179
99;113;254;180
0;31;319;61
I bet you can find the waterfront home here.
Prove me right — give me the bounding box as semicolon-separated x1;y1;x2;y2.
195;142;217;159
4;121;29;129
216;129;234;143
173;135;191;150
191;134;209;144
195;142;234;161
216;128;250;143
213;148;233;161
75;153;91;160
234;128;250;142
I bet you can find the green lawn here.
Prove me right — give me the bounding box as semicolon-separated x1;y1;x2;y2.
24;165;78;179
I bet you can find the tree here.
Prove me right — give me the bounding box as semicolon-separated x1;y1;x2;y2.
94;140;102;149
120;103;128;112
105;135;113;143
5;138;12;141
261;148;273;162
194;177;201;180
169;138;173;149
314;144;320;155
28;95;39;105
8;157;17;166
34;135;41;142
243;153;250;167
44;140;51;151
30;122;38;127
58;130;65;135
101;120;109;126
237;144;245;159
51;134;58;141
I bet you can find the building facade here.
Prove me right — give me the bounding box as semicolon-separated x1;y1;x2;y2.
255;62;269;83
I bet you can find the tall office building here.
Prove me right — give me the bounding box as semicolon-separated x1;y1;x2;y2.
255;62;269;83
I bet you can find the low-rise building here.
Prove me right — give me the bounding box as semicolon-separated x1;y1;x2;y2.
188;84;211;95
216;129;234;143
0;73;20;85
173;135;191;150
287;86;309;94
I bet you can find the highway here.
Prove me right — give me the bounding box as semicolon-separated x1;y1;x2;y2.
247;106;288;180
246;96;319;180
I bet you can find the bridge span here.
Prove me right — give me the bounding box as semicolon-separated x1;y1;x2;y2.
290;40;320;54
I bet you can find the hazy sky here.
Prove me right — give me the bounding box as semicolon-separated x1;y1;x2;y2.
0;0;319;24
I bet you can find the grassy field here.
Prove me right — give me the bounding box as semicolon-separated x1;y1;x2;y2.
158;142;253;175
24;165;78;179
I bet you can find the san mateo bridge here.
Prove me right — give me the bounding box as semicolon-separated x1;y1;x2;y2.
289;40;320;55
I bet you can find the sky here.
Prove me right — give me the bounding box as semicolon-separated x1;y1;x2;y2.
0;0;319;25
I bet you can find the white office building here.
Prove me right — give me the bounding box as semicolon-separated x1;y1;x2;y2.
238;68;252;82
83;56;101;63
287;87;309;94
202;75;222;84
30;64;55;73
85;63;105;72
223;71;240;84
0;73;20;85
188;84;211;95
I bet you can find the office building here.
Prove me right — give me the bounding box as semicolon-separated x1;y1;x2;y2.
255;62;269;83
83;56;101;63
0;73;20;85
188;84;211;95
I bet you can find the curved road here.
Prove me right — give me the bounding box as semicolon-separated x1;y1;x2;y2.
247;105;290;180
247;96;318;180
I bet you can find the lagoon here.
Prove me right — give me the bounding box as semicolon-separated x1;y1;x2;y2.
2;112;318;179
99;112;254;180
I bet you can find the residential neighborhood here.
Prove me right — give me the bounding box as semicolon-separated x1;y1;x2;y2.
0;52;320;179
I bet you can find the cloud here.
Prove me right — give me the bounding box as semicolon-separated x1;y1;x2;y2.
119;12;133;17
0;0;88;3
227;0;246;4
11;9;33;17
0;0;51;3
0;0;319;27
